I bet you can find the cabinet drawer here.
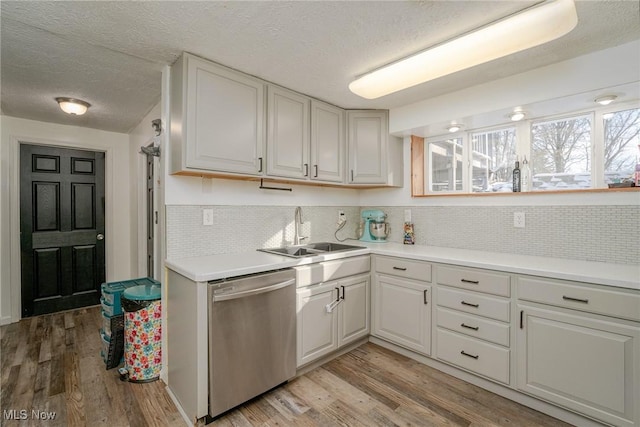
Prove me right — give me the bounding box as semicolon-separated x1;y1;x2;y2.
375;256;432;282
437;265;510;297
437;287;510;322
436;307;510;347
518;276;640;322
436;328;510;384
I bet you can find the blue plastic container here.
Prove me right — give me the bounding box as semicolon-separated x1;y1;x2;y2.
101;277;160;316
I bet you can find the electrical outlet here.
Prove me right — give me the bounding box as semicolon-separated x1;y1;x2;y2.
513;212;525;228
203;208;214;226
337;210;346;229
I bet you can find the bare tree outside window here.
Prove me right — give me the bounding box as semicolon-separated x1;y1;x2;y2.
531;115;591;190
471;128;517;192
604;108;640;183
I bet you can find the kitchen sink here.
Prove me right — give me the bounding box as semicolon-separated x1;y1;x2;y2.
258;242;365;258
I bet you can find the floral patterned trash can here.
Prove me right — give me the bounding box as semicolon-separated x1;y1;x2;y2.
121;284;162;383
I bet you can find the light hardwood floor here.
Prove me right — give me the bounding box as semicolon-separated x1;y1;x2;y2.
1;306;571;427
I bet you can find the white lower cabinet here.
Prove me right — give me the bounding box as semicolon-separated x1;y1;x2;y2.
296;273;370;367
517;304;640;427
372;275;431;355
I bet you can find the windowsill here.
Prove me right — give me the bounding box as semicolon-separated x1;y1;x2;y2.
412;187;639;198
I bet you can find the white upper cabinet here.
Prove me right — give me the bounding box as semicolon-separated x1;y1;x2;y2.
310;100;345;183
347;110;402;186
266;86;310;179
170;53;265;176
170;52;401;187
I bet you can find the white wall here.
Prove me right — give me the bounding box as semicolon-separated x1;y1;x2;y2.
0;116;136;324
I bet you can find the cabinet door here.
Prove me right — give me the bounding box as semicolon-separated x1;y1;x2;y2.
296;283;338;367
310;100;344;182
517;304;639;427
267;86;310;179
338;274;370;346
347;111;388;184
372;274;431;355
185;55;265;175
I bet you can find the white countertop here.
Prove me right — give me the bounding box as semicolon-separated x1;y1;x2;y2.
165;242;639;291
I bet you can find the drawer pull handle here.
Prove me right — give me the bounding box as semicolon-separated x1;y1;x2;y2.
562;296;589;304
334;287;340;303
393;267;407;271
423;289;428;305
340;285;345;300
460;350;479;360
461;323;479;331
461;279;479;284
461;301;479;308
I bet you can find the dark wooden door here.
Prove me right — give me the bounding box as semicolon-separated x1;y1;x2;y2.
20;144;106;317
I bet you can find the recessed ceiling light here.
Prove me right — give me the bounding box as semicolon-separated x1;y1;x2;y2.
55;97;91;115
509;110;526;122
594;95;617;106
348;0;578;99
447;124;462;133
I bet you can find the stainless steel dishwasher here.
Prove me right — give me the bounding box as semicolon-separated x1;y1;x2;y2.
208;269;296;418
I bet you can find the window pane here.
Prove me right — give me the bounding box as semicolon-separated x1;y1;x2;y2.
604;108;640;185
531;114;592;190
471;128;517;192
429;138;462;192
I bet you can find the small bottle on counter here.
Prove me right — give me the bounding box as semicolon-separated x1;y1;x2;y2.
521;156;531;192
403;222;415;245
513;160;521;192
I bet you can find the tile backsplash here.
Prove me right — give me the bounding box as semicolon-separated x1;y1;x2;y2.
166;204;639;264
166;206;361;259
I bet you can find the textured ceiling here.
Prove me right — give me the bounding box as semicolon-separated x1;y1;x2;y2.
1;1;639;133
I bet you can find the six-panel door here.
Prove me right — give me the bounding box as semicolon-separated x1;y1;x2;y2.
20;144;105;316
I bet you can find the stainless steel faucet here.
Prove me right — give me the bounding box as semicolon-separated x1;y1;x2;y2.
294;206;307;245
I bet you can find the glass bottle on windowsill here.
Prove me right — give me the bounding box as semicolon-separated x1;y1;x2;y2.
513;160;521;192
521;156;531;192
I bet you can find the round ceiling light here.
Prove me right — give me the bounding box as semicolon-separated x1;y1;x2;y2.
55;97;91;115
509;109;526;121
594;95;617;106
447;123;462;133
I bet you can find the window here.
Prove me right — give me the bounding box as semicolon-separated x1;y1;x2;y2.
531;114;592;190
428;137;463;192
603;108;640;184
470;128;517;192
413;103;640;196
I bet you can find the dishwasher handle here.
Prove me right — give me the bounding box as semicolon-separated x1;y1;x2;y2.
212;278;295;302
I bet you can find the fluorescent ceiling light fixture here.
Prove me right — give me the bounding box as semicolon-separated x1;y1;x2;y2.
509;109;526;121
56;97;90;115
594;95;617;106
447;123;462;133
349;0;578;99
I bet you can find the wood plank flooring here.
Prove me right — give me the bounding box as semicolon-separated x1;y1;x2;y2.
1;306;572;427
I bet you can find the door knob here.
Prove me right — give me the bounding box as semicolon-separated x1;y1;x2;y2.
97;234;104;241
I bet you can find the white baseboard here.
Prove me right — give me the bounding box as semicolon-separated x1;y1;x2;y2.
0;315;14;326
